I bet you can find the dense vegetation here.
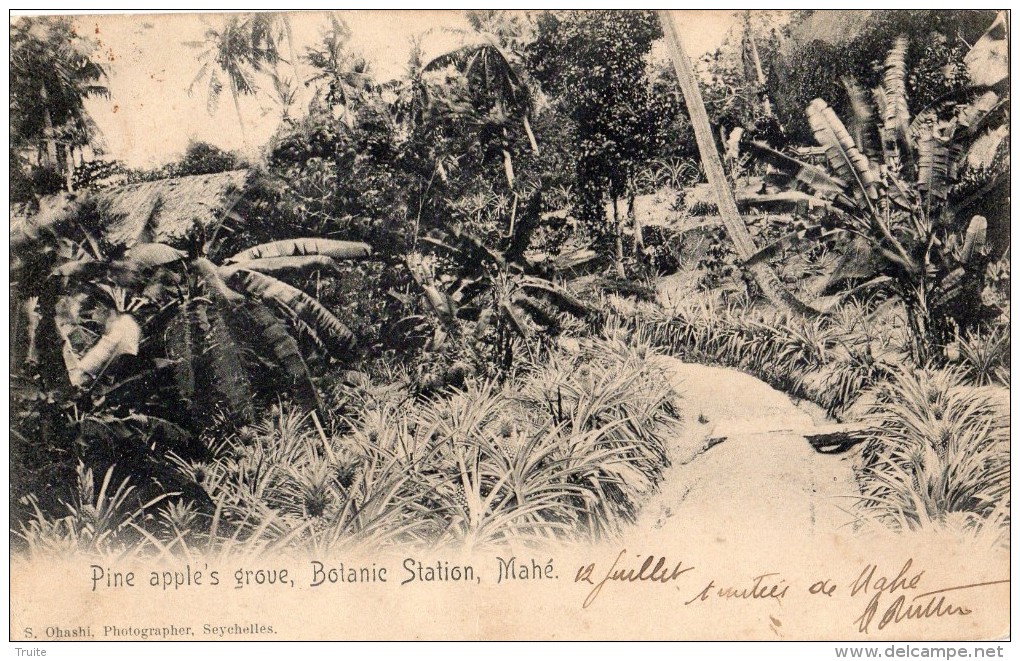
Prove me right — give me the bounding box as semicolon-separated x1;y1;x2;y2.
10;10;1009;557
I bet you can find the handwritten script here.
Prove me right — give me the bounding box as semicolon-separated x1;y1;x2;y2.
574;552;1008;633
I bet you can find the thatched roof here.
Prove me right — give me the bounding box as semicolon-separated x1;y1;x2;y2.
97;169;250;247
780;10;874;56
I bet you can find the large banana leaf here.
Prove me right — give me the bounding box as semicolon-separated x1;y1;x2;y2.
741;223;835;269
194;257;244;303
165;301;197;410
124;243;186;268
404;255;458;323
445;224;508;271
916;134;951;200
235;300;321;410
225;238;372;263
519;277;592;318
67;313;141;387
841;77;879;161
512;293;561;331
959;215;988;264
203;302;254;423
882;36;911;147
750;141;847;198
218;255;340;278
806;98;878;207
229;269;357;356
499;299;531;339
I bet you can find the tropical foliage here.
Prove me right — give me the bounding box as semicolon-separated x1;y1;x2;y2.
747;35;1008;363
10;16;110;197
10;11;1010;556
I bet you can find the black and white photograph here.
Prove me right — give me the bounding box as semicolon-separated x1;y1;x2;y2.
8;8;1011;645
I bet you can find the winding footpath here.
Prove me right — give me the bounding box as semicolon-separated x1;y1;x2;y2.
636;357;860;547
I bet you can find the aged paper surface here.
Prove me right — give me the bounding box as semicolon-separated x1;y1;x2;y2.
9;9;1010;642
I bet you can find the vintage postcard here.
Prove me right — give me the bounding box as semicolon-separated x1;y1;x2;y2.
9;9;1010;643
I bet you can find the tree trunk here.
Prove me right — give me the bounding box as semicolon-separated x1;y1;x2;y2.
230;82;249;149
904;292;933;366
658;10;817;317
62;145;74;192
522;116;539;155
611;196;625;277
628;169;643;258
502;149;515;189
743;12;773;117
39;84;59;171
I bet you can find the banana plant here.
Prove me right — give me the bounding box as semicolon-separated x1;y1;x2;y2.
402;191;592;372
158;235;373;424
745;32;1008;364
12;194;373;431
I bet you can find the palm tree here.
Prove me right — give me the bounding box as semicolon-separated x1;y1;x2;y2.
422;24;541;190
304;14;375;129
186;13;282;147
10;16;110;191
658;10;817;316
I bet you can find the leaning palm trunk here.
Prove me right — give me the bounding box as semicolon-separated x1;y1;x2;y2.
658;10;817;316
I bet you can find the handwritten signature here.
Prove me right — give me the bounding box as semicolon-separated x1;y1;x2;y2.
851;559;1008;633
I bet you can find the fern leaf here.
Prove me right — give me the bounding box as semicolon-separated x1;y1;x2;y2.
225;238;371;264
229;270;357;356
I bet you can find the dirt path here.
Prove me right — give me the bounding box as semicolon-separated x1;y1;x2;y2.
636;357;860;546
